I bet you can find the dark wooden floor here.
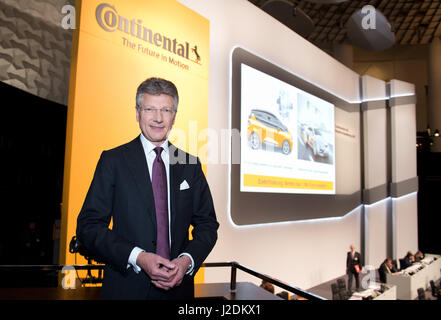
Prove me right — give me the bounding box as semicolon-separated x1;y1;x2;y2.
195;282;282;300
0;282;282;300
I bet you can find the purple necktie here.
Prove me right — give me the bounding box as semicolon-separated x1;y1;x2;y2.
152;147;170;259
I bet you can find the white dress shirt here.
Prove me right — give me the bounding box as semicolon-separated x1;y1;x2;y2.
127;134;194;275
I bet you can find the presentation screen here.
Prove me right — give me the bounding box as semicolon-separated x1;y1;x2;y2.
230;46;361;225
240;64;336;195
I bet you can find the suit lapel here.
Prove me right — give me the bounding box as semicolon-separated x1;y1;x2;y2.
169;143;186;255
123;136;156;228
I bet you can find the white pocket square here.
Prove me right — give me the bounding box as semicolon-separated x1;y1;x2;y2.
180;180;190;190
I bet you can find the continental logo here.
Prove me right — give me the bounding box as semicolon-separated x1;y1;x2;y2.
96;3;202;64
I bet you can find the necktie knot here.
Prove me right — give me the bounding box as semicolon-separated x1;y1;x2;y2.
154;146;163;157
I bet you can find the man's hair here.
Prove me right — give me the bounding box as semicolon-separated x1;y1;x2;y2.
136;77;179;111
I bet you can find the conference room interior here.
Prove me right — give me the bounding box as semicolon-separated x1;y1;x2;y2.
1;0;441;301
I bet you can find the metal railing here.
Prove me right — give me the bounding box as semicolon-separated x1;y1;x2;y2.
202;261;326;300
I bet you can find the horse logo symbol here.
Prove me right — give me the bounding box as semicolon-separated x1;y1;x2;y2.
192;45;201;64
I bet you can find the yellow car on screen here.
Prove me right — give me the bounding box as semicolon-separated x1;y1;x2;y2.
247;109;293;155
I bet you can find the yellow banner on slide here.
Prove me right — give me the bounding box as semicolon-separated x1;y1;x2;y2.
244;174;334;190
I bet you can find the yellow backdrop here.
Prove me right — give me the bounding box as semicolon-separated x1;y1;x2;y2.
60;0;210;284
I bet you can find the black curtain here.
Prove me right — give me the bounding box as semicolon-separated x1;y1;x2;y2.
0;81;67;266
417;151;441;254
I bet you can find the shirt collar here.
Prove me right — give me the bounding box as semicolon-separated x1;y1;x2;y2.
139;133;169;156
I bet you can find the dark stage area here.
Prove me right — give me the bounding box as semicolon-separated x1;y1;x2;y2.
417;151;441;255
0;82;67;284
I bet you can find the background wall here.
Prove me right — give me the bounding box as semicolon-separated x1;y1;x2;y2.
389;80;419;261
179;0;363;290
360;75;389;268
179;0;418;291
0;0;73;105
353;45;428;132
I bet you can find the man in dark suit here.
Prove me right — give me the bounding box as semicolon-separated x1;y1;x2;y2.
346;244;363;293
76;77;219;299
400;251;415;270
378;258;398;283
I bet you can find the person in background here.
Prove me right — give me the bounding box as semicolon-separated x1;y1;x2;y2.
378;258;398;283
346;244;363;293
276;291;290;300
260;280;275;294
400;251;415;270
414;250;425;262
20;220;46;264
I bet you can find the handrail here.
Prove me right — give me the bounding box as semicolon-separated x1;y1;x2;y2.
202;261;326;300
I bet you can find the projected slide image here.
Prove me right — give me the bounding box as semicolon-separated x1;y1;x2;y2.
297;93;334;165
240;63;336;195
247;108;293;155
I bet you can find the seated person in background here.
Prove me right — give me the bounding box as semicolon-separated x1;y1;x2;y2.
260;280;275;294
276;291;290;300
414;250;425;262
379;258;398;283
400;251;415;270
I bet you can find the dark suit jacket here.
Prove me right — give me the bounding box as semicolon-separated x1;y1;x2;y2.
400;257;413;270
378;262;397;283
76;136;219;299
346;251;362;274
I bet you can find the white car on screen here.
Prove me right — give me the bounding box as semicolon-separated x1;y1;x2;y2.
300;125;331;158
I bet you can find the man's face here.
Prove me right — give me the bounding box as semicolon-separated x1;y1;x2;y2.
136;93;176;146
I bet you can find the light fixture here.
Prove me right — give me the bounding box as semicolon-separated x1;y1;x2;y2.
346;8;395;51
261;0;315;38
417;127;439;151
426;126;440;137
